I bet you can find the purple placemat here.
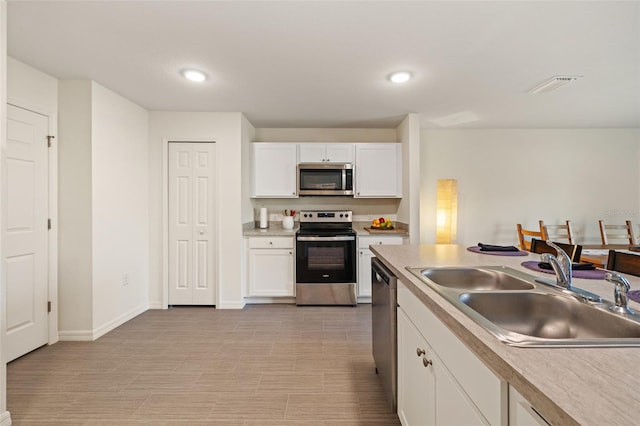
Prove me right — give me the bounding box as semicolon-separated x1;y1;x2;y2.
521;261;607;280
467;246;529;256
629;290;640;303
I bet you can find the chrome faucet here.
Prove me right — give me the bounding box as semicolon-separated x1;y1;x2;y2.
605;272;635;315
541;241;573;289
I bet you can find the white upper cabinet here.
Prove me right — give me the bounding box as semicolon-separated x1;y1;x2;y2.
251;143;298;198
354;143;402;198
298;143;354;163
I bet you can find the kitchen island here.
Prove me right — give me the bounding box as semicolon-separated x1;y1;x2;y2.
371;244;640;426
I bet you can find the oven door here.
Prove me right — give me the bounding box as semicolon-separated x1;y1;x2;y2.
296;235;356;283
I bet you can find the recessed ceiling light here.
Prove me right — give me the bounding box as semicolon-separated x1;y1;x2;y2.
528;75;582;94
182;69;207;83
389;71;412;84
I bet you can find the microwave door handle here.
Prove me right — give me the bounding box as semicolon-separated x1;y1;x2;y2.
342;169;346;191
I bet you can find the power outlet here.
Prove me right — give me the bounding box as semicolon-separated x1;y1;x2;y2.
122;273;129;286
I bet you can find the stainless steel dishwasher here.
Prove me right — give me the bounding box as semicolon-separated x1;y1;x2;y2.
371;256;397;413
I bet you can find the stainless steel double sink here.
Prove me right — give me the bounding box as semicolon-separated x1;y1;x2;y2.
405;266;640;347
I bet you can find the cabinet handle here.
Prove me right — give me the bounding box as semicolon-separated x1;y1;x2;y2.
423;357;433;367
269;241;273;245
289;251;292;255
416;348;426;356
292;192;296;195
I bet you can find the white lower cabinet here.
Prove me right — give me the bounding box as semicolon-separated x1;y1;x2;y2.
509;386;550;426
247;237;294;297
358;236;403;298
397;280;507;426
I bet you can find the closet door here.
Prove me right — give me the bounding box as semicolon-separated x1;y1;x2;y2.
168;142;217;305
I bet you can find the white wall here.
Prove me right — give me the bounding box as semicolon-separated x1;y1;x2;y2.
58;80;94;335
148;112;245;309
91;82;149;333
7;57;57;114
397;113;421;243
421;129;640;246
58;80;149;338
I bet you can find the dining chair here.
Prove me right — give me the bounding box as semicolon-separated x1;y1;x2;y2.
598;220;637;245
539;220;575;244
516;224;544;251
606;250;640;277
530;238;582;262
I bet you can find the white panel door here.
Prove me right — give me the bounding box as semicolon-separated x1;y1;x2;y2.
168;142;217;305
5;104;49;361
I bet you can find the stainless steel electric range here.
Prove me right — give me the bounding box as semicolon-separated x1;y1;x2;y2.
295;210;357;306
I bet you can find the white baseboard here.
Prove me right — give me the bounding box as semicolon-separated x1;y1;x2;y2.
216;301;246;309
244;297;296;304
357;296;372;304
0;410;12;426
92;303;148;340
58;330;94;341
147;301;164;309
58;303;149;341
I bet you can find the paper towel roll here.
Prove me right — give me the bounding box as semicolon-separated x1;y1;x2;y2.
259;207;268;229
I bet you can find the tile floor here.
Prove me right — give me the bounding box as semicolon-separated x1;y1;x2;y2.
7;304;401;425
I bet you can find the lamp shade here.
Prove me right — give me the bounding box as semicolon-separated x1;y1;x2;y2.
436;179;458;244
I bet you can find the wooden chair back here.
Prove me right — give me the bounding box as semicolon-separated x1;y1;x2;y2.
539;220;575;244
530;238;582;262
516;224;544;251
606;250;640;277
598;220;637;245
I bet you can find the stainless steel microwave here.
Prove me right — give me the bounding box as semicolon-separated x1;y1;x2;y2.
297;163;354;196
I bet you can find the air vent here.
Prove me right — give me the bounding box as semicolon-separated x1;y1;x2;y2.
528;75;582;94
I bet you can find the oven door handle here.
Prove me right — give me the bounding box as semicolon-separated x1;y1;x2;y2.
297;235;355;242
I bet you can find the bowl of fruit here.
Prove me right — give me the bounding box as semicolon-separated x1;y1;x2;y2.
370;217;394;230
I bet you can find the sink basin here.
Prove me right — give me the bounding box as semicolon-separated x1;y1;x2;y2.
417;267;535;291
405;265;640;347
459;292;640;341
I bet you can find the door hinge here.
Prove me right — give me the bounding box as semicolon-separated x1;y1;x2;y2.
47;301;52;313
48;218;52;230
47;135;55;147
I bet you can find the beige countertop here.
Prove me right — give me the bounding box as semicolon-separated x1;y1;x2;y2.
243;221;409;237
370;244;640;426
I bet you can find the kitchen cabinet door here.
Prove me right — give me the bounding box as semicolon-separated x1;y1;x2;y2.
354;143;402;198
358;236;403;299
298;143;354;163
509;386;550;426
251;143;298;198
398;307;488;426
398;308;436;426
248;241;294;297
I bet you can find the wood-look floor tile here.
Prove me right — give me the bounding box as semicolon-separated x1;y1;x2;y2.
62;372;138;393
208;393;288;420
125;373;202;391
294;355;354;372
269;341;323;356
56;391;149;421
130;393;216;420
192;372;262;393
234;355;297;373
176;356;240;373
285;393;360;421
7;392;79;422
257;372;324;393
7;304;399;424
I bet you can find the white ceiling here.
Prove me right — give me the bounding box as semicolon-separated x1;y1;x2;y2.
7;1;640;129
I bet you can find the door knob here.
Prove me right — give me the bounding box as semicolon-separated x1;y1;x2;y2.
199;230;204;235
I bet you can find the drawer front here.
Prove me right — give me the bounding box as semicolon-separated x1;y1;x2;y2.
358;236;403;248
248;237;293;249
